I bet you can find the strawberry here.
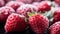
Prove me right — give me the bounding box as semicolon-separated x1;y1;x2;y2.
0;6;15;23
49;21;60;34
4;13;27;32
28;14;49;34
6;1;24;10
33;1;51;12
16;4;38;17
0;0;5;7
53;8;60;23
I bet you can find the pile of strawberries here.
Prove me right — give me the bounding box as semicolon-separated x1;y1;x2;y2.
0;0;60;34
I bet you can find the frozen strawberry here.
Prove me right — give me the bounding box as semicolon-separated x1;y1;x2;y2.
53;8;60;23
0;0;5;7
16;0;33;4
16;4;38;17
49;21;60;34
0;6;15;23
5;13;27;32
29;14;49;34
33;1;51;12
6;1;24;10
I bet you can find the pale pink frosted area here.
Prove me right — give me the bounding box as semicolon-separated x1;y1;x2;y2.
15;0;42;4
0;0;5;7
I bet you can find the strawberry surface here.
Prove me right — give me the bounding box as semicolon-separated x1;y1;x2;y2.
5;13;27;32
49;21;60;34
29;14;49;34
0;6;15;23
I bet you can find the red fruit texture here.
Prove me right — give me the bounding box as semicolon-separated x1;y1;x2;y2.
53;8;60;23
53;8;60;16
16;0;33;4
6;1;24;10
29;14;49;34
0;6;15;23
32;2;40;6
16;4;38;17
49;21;60;34
33;1;51;12
0;0;5;7
5;13;27;32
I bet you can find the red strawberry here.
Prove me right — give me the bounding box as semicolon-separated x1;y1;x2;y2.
16;4;38;17
49;21;60;34
29;14;49;34
53;8;60;23
5;13;27;32
0;6;15;23
6;1;24;10
33;1;51;12
0;0;5;7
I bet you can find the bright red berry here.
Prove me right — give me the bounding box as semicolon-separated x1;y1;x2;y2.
49;21;60;34
5;13;27;32
29;14;49;34
0;6;15;23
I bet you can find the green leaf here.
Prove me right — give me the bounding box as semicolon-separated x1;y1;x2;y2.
28;11;36;17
